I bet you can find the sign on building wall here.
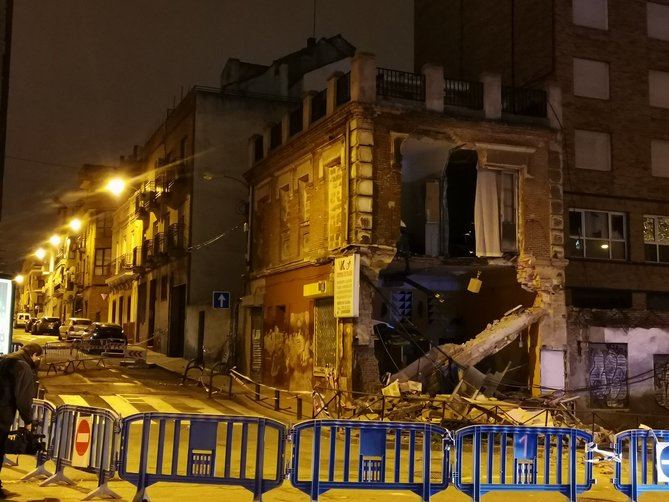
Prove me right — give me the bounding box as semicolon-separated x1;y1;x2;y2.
334;254;360;318
588;342;628;409
654;354;669;409
0;277;13;355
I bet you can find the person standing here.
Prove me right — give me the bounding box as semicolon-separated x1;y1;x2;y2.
0;343;42;498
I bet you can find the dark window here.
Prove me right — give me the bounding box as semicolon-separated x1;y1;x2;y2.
568;209;627;260
94;248;111;276
127;296;132;321
96;214;113;238
160;275;168;301
570;288;632;309
111;300;116;322
647;293;669;311
118;296;124;325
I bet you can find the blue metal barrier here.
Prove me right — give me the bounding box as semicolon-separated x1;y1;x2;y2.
40;404;121;500
118;413;287;502
289;419;451;501
614;429;669;501
455;425;594;502
21;399;57;480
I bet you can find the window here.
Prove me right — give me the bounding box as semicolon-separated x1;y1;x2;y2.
573;58;610;99
650;70;669;108
96;213;113;238
651;139;669;177
644;215;669;262
648;2;669;41
568;209;626;260
575;130;611;171
497;170;517;252
571;288;632;309
160;275;168;301
648;293;669;311
573;0;608;29
94;248;111;276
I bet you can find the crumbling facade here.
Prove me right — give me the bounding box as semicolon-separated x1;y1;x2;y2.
242;52;566;396
416;0;669;414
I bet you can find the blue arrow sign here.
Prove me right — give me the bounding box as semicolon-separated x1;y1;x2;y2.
212;291;231;309
514;433;537;460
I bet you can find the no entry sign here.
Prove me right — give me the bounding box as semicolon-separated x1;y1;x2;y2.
72;416;92;467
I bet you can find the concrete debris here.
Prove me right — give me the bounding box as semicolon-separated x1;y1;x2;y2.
390;306;547;389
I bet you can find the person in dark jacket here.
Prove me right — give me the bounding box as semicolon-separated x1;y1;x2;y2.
0;342;41;498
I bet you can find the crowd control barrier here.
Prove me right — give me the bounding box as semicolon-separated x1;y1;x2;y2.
118;413;287;502
614;428;669;501
40;404;121;500
455;425;594;502
289;420;452;501
3;399;56;471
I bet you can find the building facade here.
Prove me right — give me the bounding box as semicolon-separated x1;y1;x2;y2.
242;52;565;395
107;36;356;359
415;0;669;414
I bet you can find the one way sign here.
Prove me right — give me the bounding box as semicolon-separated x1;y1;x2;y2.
212;291;231;309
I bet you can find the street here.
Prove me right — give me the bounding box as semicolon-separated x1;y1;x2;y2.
0;330;652;502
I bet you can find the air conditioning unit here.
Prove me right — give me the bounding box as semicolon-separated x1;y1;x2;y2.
303;280;333;299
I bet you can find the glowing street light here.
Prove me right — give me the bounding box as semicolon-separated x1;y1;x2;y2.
14;274;24;284
49;234;62;247
34;248;46;260
105;177;126;197
69;218;82;232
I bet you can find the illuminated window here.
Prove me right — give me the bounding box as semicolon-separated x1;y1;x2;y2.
568;209;626;260
644;215;669;263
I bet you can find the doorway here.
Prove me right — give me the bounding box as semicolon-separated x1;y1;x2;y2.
168;284;186;357
148;279;157;342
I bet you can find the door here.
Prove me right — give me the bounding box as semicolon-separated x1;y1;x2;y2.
168;284;186;357
250;307;263;380
148;279;157;343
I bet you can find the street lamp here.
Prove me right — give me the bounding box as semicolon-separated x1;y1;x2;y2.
14;274;24;284
69;218;83;232
34;248;46;260
105;177;126;197
49;234;62;247
200;171;248;189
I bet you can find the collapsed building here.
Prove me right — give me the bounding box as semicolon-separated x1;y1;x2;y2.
239;51;566;401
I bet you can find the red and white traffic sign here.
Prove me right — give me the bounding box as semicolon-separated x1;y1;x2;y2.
72;416;92;467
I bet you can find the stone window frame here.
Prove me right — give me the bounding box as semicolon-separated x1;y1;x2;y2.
643;214;669;263
568;208;627;261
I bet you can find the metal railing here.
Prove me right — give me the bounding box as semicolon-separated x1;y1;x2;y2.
336;71;351;106
153;233;166;256
311;88;327;122
444;78;483;110
376;67;425;101
167;223;185;251
502;86;547;117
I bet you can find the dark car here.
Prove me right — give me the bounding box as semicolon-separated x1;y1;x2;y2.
31;316;61;336
81;322;126;353
24;317;38;333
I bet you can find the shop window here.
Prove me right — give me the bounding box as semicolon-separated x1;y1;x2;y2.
568;209;626;260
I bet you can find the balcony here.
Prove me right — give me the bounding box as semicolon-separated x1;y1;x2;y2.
444;78;483;110
502;86;547;118
142;239;155;269
152;233;168;264
166;223;186;258
134;182;155;222
376;68;425;102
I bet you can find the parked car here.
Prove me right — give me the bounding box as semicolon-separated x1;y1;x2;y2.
25;317;38;333
58;317;92;341
14;312;31;328
81;323;126;354
31;316;61;336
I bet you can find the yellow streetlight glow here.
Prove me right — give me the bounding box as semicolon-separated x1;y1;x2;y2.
14;274;24;284
49;234;62;246
69;218;82;232
35;247;46;260
105;177;126;196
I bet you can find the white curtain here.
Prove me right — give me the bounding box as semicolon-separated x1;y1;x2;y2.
475;166;501;257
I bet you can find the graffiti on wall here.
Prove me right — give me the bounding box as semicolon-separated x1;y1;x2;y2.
262;310;313;391
654;354;669;410
588;342;628;409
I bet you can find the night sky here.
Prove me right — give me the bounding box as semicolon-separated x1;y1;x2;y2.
0;0;412;272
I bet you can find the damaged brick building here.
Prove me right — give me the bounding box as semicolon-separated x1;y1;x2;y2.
416;0;669;415
239;50;567;397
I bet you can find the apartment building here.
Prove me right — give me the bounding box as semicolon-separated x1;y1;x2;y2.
241;51;564;394
106;36;356;359
415;0;669;413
